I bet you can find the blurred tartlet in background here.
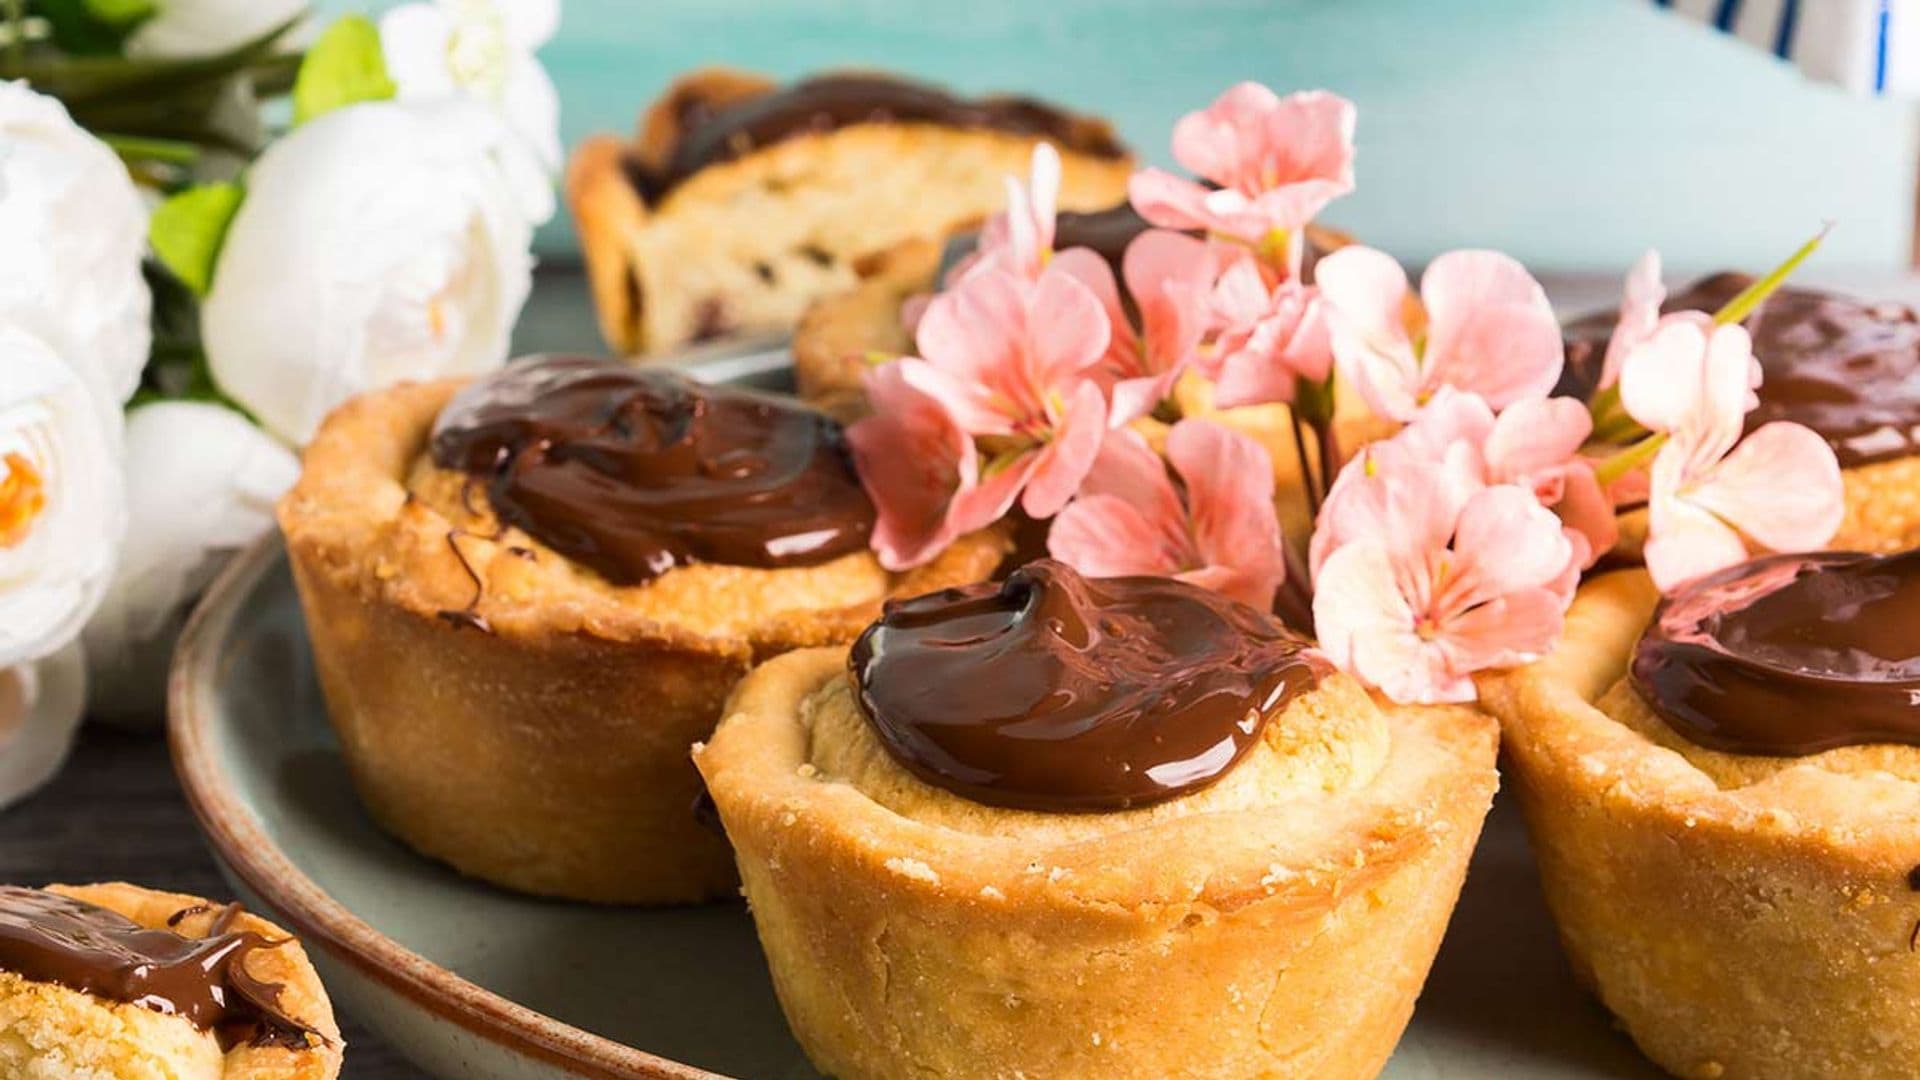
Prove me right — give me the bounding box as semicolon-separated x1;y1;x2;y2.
567;67;1134;355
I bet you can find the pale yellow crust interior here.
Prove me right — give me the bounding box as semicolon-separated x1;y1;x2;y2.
697;649;1498;1079
0;883;341;1080
1481;572;1920;1080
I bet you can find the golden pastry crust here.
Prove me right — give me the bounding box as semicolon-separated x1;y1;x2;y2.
278;379;1009;904
568;67;1134;356
0;883;341;1080
1480;571;1920;1080
695;648;1499;1080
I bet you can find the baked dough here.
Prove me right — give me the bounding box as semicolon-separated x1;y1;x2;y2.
279;379;1009;904
1480;571;1920;1080
696;648;1498;1079
568;68;1135;356
0;883;341;1080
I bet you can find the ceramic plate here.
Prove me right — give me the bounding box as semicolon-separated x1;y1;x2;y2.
168;357;1666;1080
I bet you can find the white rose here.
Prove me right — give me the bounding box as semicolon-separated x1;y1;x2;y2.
0;81;151;408
381;0;562;224
125;0;307;60
83;402;298;723
0;328;126;669
203;101;534;446
0;643;85;811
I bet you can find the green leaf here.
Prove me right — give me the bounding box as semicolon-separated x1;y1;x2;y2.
149;182;243;297
1714;223;1833;327
82;0;153;27
291;14;394;125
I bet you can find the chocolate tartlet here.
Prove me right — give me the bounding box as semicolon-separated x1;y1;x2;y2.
1564;273;1920;553
278;357;1007;904
0;882;341;1079
567;67;1134;356
696;561;1498;1079
1482;559;1920;1079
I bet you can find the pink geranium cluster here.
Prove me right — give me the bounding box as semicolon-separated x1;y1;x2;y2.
851;81;1359;611
848;79;1846;707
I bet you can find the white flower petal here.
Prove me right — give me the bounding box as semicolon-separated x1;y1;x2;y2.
82;403;298;722
0;328;125;668
0;82;150;410
126;0;307;59
203;101;534;445
0;644;85;811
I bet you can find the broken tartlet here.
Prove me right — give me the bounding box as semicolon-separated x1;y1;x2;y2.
1482;556;1920;1080
567;67;1134;355
1564;273;1920;554
696;560;1497;1079
277;356;1007;904
0;882;341;1079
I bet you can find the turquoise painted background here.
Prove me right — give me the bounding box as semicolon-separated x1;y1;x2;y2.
328;0;1917;270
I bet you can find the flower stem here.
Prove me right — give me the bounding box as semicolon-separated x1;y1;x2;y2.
1316;417;1341;499
1594;432;1668;487
100;133;202;166
1288;408;1322;517
1274;539;1316;634
1714;223;1832;326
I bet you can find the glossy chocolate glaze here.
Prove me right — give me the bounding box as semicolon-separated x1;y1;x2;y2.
633;73;1126;200
0;887;319;1049
848;560;1327;812
1562;273;1920;466
1632;550;1920;755
431;356;875;585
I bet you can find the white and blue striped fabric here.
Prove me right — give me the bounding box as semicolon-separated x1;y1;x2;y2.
1658;0;1920;95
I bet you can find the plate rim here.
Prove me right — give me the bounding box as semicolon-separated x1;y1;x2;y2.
167;530;725;1080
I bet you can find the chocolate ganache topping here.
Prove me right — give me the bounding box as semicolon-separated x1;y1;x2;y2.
632;73;1127;200
0;887;320;1049
1562;273;1920;467
1631;550;1920;755
430;356;875;584
848;560;1327;812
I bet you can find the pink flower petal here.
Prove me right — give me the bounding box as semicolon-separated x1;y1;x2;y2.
847;360;979;570
1433;586;1566;673
1048;493;1188;579
1600;249;1666;391
1687;420;1844;555
1313;539;1473;705
1167;419;1286;609
1437;485;1575;618
1315;245;1423;420
1128;168;1219;233
1170;81;1287;186
1484;396;1592;482
1644;443;1751;591
1419;249;1564;409
1617;313;1752;456
1554;460;1619;567
1027;266;1112;389
1017;379;1107;518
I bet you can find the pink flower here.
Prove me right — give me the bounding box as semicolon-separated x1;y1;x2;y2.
1375;389;1616;567
1048;420;1286;609
1196;253;1333;409
1315;246;1564;422
1054;229;1218;424
1129;84;1356;248
1598;249;1666;391
1312;460;1578;705
846;360;984;570
907;265;1111;519
1616;318;1842;590
971;143;1062;281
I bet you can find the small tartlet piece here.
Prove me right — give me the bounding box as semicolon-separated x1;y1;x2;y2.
0;882;342;1080
1480;571;1920;1080
278;376;1007;904
568;67;1135;356
697;645;1497;1079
